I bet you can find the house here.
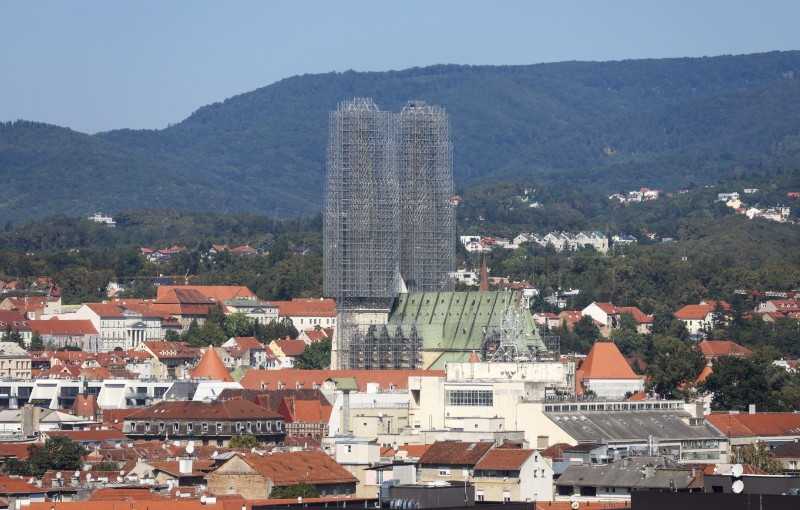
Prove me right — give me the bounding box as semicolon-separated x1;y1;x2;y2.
135;341;197;378
0;476;47;509
756;299;800;314
124;399;285;446
205;450;358;499
771;441;800;474
266;298;337;330
0;342;31;379
221;337;274;369
533;312;561;330
698;340;752;360
611;234;637;245
574;342;645;399
674;303;716;336
473;446;554;502
581;302;653;336
268;339;307;368
229;245;258;255
556;456;703;499
416;440;493;484
150;288;217;329
0;310;32;346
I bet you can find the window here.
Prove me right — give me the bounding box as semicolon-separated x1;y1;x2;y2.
790;461;797;470
246;422;252;432
445;389;493;406
159;422;165;432
476;490;484;502
438;467;450;477
216;422;223;432
173;422;179;432
503;491;511;503
187;422;193;432
346;445;352;453
257;421;262;431
202;422;208;433
236;422;242;432
144;422;150;432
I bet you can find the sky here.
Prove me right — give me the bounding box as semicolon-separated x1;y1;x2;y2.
1;1;799;134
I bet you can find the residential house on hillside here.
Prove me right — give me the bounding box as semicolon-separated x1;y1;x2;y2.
205;450;358;499
697;340;752;360
581;302;652;336
0;310;32;346
124;399;285;446
0;294;61;320
221;337;276;370
674;301;730;337
135;340;197;377
473;447;554;502
150;288;216;329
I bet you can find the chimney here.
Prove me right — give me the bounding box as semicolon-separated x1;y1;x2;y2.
179;458;193;474
21;404;42;437
342;390;351;435
643;464;655;479
749;404;756;415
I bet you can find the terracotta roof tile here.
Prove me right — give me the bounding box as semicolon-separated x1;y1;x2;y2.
705;413;800;437
417;440;493;466
674;304;713;320
191;347;233;382
239;449;357;486
156;286;256;303
127;399;282;420
266;298;336;318
698;340;752;358
474;448;534;470
240;369;441;392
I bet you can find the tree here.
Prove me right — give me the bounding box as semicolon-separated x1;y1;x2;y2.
5;435;85;476
224;312;256;338
229;434;261;449
736;442;783;474
164;329;181;343
294;338;331;370
645;334;705;399
29;331;44;351
269;481;319;499
701;354;784;411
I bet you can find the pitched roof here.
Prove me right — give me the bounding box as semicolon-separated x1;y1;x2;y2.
27;318;98;336
474;448;534;470
278;397;332;423
47;429;127;442
191;347;234;382
698;340;752;358
239;369;442;392
230;337;264;350
272;339;307;357
238;450;358;486
705;412;800;437
0;475;45;494
266;298;336;318
156;286;256;303
417;440;493;466
577;342;641;380
126;399;282;420
674;304;712;320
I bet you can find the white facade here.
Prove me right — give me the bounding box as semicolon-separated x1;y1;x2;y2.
73;304;162;351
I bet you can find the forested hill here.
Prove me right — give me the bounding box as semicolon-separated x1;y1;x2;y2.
2;50;800;224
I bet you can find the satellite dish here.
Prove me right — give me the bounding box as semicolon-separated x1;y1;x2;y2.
186;443;195;455
56;472;62;479
201;495;207;504
732;463;744;478
571;501;579;510
732;479;744;493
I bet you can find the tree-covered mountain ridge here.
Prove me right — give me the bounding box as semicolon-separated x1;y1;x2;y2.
2;50;800;224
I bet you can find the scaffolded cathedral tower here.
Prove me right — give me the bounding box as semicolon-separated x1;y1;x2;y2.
324;98;455;369
396;101;455;292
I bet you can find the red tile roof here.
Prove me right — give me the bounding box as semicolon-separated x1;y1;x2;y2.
474;448;534;470
230;337;264;350
674;304;712;320
0;475;44;494
27;318;98;335
240;369;442;392
239;449;357;486
88;488;167;501
417;440;493;466
0;442;34;460
705;412;800;437
277;397;332;424
266;298;336;318
577;342;641;380
47;429;127;442
126;399;282;420
191;347;233;382
272;339;307;357
156;286;256;303
698;340;752;358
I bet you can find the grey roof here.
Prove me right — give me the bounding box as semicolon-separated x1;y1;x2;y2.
546;410;725;443
556;456;698;490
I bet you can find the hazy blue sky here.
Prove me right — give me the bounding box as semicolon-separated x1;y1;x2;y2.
2;1;798;134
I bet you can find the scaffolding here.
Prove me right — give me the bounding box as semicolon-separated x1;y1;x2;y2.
396;101;455;292
486;305;543;363
324;98;454;369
